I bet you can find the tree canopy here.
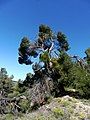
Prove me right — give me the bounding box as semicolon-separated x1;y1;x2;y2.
18;24;70;72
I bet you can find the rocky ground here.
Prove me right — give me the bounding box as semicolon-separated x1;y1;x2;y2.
2;95;90;120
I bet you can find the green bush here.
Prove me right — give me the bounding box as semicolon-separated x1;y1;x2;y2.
2;114;15;120
18;99;30;113
52;108;64;118
68;64;90;99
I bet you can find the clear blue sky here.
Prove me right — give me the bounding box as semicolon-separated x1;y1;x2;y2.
0;0;90;80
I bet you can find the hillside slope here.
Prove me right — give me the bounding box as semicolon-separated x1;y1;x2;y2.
2;95;89;120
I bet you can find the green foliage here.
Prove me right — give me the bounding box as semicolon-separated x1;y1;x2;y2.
76;74;90;98
18;25;70;72
52;107;64;118
61;100;68;106
85;47;90;65
19;37;31;49
78;113;86;119
47;95;54;103
2;113;15;120
50;50;90;98
18;99;30;113
8;91;20;98
52;52;73;87
23;73;33;87
14;79;27;93
39;24;51;34
40;52;50;63
84;48;90;73
68;63;90;98
57;32;70;52
58;52;73;71
0;68;14;96
18;37;33;65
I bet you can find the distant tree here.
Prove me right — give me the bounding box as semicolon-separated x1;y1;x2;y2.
18;24;70;72
0;68;14;97
83;48;90;73
85;48;90;65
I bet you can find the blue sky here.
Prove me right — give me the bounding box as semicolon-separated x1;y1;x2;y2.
0;0;90;80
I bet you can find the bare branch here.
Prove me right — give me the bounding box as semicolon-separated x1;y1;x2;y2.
48;38;54;54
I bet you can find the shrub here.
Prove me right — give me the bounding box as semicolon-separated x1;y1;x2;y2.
2;114;15;120
18;99;30;113
61;100;68;106
52;108;64;118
